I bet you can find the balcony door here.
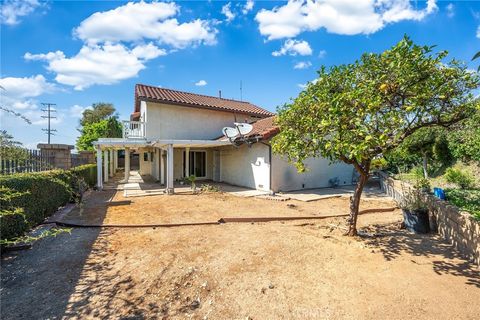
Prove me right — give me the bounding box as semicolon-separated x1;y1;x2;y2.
183;151;206;178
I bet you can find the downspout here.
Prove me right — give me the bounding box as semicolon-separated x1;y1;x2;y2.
260;141;273;194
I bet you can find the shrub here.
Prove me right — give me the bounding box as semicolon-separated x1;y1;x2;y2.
0;173;71;227
0;208;28;240
445;188;480;220
71;164;97;188
444;168;474;189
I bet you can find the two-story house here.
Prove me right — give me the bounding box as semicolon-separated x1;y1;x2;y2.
94;84;354;194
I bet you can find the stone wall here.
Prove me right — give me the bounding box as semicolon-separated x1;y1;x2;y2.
377;171;480;267
37;144;74;170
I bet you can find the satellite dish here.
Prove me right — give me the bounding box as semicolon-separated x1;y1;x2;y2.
234;122;253;135
223;127;239;139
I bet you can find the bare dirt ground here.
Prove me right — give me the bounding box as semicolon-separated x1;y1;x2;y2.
1;190;479;320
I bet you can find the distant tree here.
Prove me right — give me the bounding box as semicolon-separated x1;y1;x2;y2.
80;102;116;126
447;107;480;162
0;130;28;160
76;117;122;151
273;36;479;236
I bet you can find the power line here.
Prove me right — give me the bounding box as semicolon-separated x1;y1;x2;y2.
41;103;57;144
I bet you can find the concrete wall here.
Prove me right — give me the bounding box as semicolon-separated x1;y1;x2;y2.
37;144;74;170
378;172;480;267
271;155;354;192
144;102;260;140
220;143;270;191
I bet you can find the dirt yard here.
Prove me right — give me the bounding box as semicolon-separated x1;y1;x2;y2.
1;190;479;319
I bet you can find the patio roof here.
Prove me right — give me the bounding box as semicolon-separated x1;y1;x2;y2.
93;138;232;149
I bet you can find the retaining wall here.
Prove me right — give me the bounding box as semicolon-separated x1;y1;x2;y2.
377;171;480;267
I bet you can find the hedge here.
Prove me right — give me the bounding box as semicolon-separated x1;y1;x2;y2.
0;164;97;243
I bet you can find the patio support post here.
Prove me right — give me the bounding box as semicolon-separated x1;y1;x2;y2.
125;147;130;182
185;147;190;178
109;149;114;178
96;147;103;190
104;149;109;183
114;150;118;172
166;144;174;194
154;148;160;181
160;149;165;185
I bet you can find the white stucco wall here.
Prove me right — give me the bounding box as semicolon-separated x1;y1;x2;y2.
144;102;260;140
220;143;270;191
271;155;354;192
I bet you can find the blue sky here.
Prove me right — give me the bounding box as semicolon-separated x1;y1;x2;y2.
1;0;479;149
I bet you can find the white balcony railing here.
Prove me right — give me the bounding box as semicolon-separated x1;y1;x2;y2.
122;120;146;139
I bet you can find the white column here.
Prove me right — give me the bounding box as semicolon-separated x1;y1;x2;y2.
104;149;109;183
114;150;118;171
125;147;130;182
109;150;114;178
154;148;160;181
166;144;174;194
160;149;165;185
96;147;103;190
185;147;190;178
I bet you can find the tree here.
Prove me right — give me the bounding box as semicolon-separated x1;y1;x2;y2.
80;102;115;126
0;130;28;160
272;36;479;236
447;107;480;162
76;117;122;151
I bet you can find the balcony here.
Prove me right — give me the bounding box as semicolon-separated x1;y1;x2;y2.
122;121;146;139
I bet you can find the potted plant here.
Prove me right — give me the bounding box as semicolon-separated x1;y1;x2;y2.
186;175;197;193
400;186;430;234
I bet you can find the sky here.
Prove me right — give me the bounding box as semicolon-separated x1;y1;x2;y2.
1;0;479;149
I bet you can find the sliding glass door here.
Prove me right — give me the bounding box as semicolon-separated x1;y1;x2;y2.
183;151;206;178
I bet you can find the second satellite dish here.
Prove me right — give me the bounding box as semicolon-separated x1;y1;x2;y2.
223;127;239;139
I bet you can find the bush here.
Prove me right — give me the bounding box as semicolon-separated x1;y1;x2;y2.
0;173;71;227
445;188;480;220
444;168;474;189
71;164;97;187
0;208;28;240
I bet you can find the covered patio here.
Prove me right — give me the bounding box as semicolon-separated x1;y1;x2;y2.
93;138;232;194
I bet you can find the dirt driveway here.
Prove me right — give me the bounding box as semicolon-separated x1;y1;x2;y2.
1;190;479;319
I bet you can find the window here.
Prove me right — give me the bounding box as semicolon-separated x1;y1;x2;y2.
183;151;206;178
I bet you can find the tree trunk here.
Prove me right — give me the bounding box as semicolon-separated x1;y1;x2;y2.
422;152;428;179
347;173;368;236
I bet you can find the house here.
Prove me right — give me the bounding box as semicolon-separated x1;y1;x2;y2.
93;84;354;193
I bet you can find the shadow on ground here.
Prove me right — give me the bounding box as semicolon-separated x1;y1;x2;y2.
0;185;160;320
359;222;480;288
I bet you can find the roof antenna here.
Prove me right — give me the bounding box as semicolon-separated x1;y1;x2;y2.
218;90;222;99
240;80;243;101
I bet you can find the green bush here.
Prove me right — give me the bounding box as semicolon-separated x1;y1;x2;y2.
0;165;97;243
445;188;480;220
0;173;71;227
444;168;474;189
0;208;28;240
71;164;97;187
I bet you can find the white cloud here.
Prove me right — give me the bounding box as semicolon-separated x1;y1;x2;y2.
222;2;235;22
477;26;480;39
0;0;43;26
195;80;207;86
297;83;307;89
0;75;55;100
25;43;166;90
256;0;438;40
294;61;312;69
242;0;254;15
74;1;217;48
69;104;92;118
446;3;454;18
318;49;327;59
272;39;312;57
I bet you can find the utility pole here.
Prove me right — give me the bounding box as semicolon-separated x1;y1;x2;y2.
240;80;243;101
41;103;57;144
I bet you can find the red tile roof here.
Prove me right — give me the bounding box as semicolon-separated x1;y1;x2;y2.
218;116;279;142
134;84;274;118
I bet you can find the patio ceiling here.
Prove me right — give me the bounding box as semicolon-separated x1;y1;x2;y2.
94;138;232;149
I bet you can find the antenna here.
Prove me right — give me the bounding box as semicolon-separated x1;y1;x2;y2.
41;103;57;144
240;80;243;101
